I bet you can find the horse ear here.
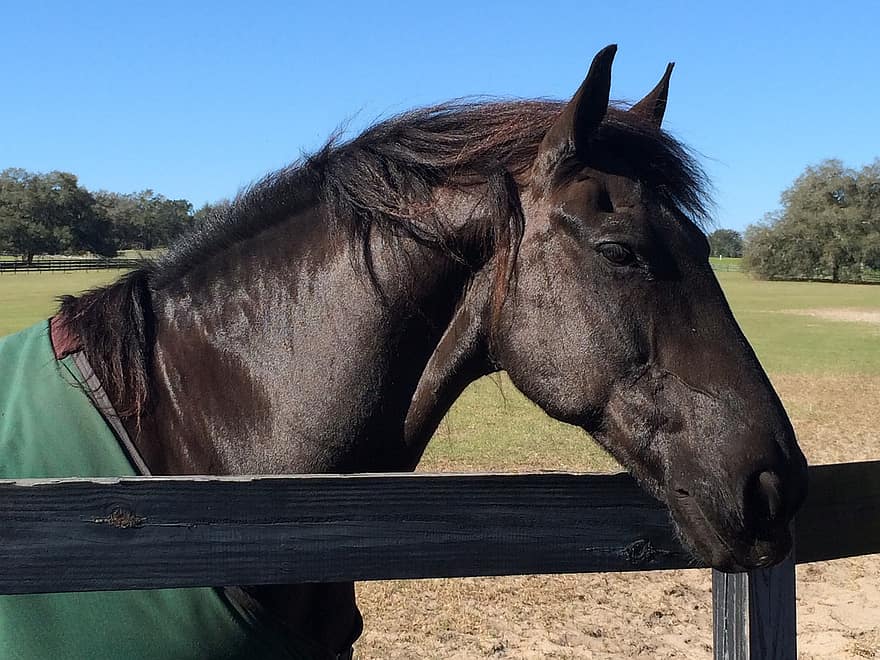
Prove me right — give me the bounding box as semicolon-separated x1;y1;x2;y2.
629;62;674;128
538;44;617;159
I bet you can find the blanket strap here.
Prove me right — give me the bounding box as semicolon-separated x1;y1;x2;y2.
50;314;152;475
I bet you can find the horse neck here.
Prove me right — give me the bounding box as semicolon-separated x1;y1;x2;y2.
105;196;501;657
132;203;485;476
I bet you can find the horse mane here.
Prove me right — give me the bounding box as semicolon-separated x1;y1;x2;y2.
151;99;708;286
58;269;155;418
58;98;710;419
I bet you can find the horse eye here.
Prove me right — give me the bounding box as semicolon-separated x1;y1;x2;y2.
597;242;634;266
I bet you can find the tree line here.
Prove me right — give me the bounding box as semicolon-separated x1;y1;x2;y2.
709;159;880;283
0;168;227;263
5;160;879;282
743;160;880;282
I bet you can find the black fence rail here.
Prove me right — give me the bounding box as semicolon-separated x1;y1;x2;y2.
709;260;880;282
0;258;140;273
1;461;878;659
709;261;742;272
5;258;879;284
764;272;880;284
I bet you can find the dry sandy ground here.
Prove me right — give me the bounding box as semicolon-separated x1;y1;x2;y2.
782;308;880;327
353;375;880;659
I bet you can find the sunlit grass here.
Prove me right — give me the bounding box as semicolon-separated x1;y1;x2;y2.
0;270;122;336
717;272;880;374
420;375;617;473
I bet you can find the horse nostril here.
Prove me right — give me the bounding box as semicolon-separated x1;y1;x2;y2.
748;470;783;524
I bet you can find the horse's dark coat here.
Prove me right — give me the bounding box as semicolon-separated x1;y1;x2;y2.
52;46;807;656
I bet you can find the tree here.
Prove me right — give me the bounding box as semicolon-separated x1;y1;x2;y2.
95;190;139;250
145;195;192;249
0;169;70;263
0;169;117;263
742;159;880;282
707;229;743;258
98;190;192;251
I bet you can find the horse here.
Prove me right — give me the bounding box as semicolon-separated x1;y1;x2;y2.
0;45;807;658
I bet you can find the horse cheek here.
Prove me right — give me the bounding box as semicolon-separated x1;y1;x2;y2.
498;261;616;426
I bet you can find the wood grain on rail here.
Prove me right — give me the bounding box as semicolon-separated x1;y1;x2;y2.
0;461;877;595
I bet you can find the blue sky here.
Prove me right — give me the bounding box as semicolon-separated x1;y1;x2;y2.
2;1;877;232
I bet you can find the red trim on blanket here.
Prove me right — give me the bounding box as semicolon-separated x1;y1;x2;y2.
49;314;82;360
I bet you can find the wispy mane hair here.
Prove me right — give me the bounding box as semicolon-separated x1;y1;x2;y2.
152;99;709;285
59;98;710;419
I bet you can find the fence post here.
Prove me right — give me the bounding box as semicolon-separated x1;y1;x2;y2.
713;570;747;659
712;555;797;659
748;555;797;658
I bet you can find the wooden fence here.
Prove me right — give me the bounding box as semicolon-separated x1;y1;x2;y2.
0;258;139;273
6;258;879;284
709;260;742;272
1;461;878;659
10;257;733;274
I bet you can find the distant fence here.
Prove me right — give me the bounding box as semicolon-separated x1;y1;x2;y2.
710;260;742;272
708;260;880;283
1;460;878;659
764;271;880;284
4;258;878;284
0;258;139;273
4;258;744;274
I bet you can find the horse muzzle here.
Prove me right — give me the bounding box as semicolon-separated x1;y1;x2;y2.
667;461;807;572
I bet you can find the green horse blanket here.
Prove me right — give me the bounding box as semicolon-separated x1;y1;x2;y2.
0;321;326;659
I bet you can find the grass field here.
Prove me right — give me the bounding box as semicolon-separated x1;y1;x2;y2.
709;256;742;270
721;272;880;374
0;270;121;336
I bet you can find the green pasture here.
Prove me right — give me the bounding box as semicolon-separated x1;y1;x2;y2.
709;256;742;271
1;268;877;471
720;271;880;375
0;270;121;336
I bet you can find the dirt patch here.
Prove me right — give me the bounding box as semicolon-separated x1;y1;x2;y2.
782;308;880;326
357;559;880;659
772;374;880;465
353;375;880;659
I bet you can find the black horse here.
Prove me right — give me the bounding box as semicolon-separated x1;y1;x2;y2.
51;46;806;656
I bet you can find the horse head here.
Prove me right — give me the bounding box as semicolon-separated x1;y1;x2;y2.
486;46;808;571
